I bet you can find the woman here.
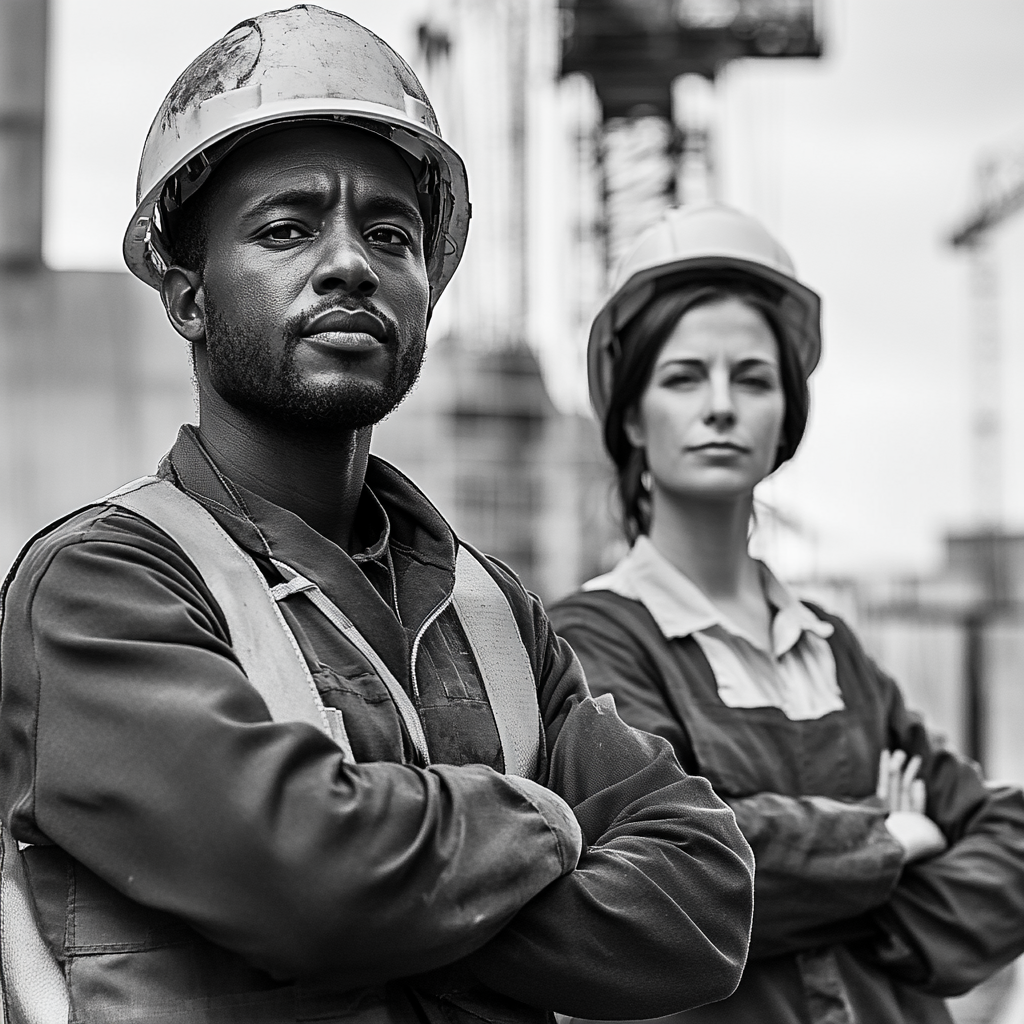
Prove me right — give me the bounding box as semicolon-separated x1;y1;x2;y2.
550;204;1024;1024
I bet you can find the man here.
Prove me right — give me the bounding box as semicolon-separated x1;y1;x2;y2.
0;8;753;1023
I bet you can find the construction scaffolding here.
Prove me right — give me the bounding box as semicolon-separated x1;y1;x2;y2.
558;0;824;275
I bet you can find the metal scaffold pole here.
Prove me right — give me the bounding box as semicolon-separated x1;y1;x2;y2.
967;234;1002;529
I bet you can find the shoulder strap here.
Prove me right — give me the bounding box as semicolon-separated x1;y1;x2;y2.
452;545;541;780
104;477;352;760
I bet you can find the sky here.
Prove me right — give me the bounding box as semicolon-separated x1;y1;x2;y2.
714;1;1024;576
44;0;1024;579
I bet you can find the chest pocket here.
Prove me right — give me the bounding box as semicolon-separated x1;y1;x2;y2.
413;606;504;770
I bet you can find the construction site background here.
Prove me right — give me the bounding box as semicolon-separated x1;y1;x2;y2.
2;4;1024;1018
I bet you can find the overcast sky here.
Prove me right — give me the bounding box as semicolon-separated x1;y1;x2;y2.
44;0;1024;578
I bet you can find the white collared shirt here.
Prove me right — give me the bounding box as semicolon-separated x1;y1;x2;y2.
583;536;843;722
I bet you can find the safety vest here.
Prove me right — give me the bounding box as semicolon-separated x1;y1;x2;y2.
0;476;541;1024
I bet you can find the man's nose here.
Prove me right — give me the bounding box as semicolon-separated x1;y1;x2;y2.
704;369;737;429
311;221;380;298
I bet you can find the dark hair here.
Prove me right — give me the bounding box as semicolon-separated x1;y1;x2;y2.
603;273;810;543
163;174;220;273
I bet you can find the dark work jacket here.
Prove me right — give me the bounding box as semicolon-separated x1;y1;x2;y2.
0;426;754;1024
550;588;1024;1024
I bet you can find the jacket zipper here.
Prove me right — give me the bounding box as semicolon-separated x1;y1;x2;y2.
409;591;454;702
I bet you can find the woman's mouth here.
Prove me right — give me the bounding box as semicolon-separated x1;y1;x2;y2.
689;442;749;454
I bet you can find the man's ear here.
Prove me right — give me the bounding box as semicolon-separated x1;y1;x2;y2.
161;267;206;345
623;405;645;450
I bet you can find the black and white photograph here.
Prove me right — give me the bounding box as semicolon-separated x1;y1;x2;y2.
1;2;1024;1022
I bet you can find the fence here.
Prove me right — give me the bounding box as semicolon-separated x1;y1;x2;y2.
859;606;1024;787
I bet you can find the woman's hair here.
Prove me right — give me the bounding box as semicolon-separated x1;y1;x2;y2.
603;272;810;543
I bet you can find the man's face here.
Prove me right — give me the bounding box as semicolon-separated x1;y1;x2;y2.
192;124;430;430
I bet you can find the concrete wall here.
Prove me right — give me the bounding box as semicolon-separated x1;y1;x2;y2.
0;269;194;571
0;0;46;267
373;335;618;602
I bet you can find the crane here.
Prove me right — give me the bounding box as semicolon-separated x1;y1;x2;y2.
948;147;1024;529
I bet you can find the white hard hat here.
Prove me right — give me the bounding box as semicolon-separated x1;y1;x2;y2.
123;5;470;307
588;203;822;422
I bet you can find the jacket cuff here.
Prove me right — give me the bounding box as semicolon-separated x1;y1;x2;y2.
504;775;584;874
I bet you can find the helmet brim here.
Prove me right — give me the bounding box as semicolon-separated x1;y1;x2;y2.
587;254;822;423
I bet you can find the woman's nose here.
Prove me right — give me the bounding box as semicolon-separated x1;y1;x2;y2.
311;221;380;298
704;372;737;428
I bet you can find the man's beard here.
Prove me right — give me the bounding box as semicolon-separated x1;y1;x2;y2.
202;294;426;430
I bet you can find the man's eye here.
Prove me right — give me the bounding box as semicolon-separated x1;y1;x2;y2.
262;224;306;241
367;226;411;246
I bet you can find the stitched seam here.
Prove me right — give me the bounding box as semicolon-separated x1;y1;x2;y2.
317;683;393;704
65;856;76;952
66;937;190;955
410;592;454;703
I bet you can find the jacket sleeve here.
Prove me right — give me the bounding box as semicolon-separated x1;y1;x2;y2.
855;668;1024;997
0;515;583;988
463;582;755;1020
552;597;905;961
725;792;903;958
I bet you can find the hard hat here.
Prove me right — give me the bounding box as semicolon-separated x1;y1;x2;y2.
588;203;822;422
122;5;470;307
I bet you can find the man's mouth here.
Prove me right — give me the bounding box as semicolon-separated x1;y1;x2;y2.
301;308;387;347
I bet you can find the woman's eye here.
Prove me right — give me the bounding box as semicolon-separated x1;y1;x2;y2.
737;375;776;391
662;371;702;387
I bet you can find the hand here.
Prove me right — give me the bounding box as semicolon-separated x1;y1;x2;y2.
884;811;948;864
876;750;947;863
876;748;925;813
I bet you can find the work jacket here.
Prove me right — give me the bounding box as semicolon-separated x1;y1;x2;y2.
551;586;1024;1024
0;426;754;1024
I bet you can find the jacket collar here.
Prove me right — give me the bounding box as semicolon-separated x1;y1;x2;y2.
160;426;458;670
584;534;833;657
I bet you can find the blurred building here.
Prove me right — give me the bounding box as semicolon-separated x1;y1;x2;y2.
370;0;622;600
0;0;194;573
374;338;618;601
790;530;1024;794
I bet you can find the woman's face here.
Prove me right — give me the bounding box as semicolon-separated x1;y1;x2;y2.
625;296;786;502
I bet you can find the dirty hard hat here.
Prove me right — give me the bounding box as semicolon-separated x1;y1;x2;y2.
588;203;822;423
122;4;470;307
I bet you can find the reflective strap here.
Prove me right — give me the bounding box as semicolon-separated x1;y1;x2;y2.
0;818;68;1024
452;546;540;779
105;478;353;761
270;560;431;768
